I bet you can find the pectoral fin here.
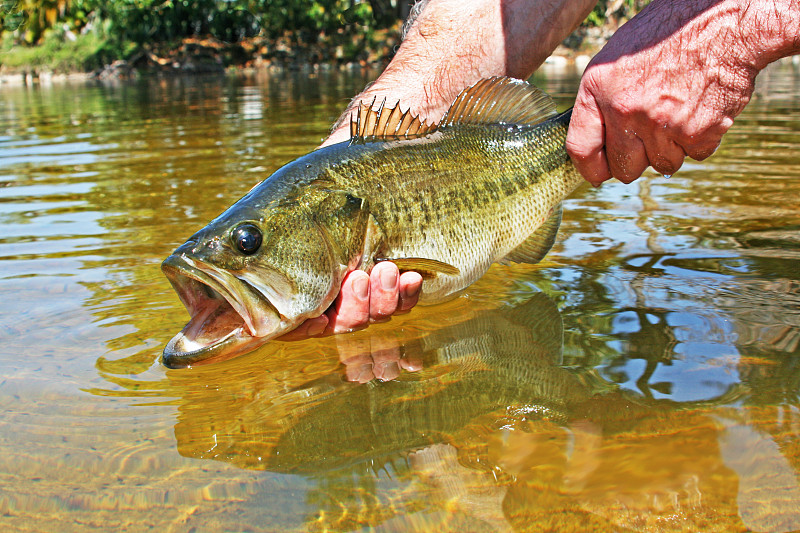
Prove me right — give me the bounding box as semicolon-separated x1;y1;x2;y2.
502;203;563;265
376;257;460;279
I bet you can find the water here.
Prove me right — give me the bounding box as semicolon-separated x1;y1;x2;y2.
0;63;798;532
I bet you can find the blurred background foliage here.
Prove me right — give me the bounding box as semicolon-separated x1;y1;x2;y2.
0;0;650;72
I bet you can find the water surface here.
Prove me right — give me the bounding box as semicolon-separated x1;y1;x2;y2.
1;63;799;532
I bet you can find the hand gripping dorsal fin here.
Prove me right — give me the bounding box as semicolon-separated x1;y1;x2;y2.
349;97;438;144
440;76;558;128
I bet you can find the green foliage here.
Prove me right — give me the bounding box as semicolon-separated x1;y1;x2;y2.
2;0;386;46
251;0;374;40
1;0;393;70
1;1;654;72
585;0;650;27
1;27;113;70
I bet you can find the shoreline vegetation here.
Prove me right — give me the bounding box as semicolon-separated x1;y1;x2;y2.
1;1;649;85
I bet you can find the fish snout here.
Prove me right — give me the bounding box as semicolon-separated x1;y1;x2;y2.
170;239;197;257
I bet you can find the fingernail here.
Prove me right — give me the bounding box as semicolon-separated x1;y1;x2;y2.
380;267;397;290
401;283;421;300
353;275;369;301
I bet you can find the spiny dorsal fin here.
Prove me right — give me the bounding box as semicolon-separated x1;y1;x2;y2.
440;76;557;128
349;97;438;143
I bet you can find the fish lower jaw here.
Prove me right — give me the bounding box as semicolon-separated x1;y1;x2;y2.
176;323;242;354
163;295;270;368
163;325;275;368
162;259;285;367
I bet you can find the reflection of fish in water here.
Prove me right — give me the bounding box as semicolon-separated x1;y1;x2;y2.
173;292;603;474
161;76;584;367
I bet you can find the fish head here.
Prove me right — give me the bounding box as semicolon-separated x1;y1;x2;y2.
161;201;348;368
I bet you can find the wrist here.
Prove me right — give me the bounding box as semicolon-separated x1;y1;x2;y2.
736;0;800;70
323;69;449;147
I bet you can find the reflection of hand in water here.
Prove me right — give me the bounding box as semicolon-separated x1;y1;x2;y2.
336;331;423;383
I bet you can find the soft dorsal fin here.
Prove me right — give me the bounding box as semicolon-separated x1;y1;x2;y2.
440;76;557;128
349;97;438;143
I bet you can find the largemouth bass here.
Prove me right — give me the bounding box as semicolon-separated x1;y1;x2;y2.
161;76;584;367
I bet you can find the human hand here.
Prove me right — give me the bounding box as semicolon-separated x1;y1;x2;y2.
279;261;423;341
566;0;762;186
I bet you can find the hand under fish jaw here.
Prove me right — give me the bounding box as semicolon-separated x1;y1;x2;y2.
161;255;285;368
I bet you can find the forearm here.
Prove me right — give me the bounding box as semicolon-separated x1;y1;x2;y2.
737;0;800;68
323;0;596;145
386;0;596;108
634;0;799;70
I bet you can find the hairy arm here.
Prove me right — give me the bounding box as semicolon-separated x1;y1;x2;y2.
567;0;800;185
323;0;596;146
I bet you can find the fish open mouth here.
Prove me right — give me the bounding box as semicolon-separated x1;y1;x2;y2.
161;253;281;368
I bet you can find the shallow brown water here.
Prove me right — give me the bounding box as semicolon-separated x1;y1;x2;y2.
1;63;799;532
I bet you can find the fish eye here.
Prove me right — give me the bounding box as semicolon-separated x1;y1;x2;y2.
231;223;262;255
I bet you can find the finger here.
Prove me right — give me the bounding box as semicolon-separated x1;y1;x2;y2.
566;88;612;187
684;138;722;161
641;135;686;176
396;271;423;313
369;261;400;322
372;358;401;382
399;353;423;373
277;314;329;341
345;361;375;383
680;117;731;161
337;337;375;383
605;126;649;183
326;270;370;333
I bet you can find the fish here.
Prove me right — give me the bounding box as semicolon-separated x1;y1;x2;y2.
161;76;584;367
